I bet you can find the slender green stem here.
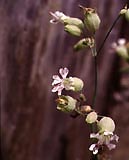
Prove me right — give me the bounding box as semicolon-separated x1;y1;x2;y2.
97;15;121;56
92;55;97;108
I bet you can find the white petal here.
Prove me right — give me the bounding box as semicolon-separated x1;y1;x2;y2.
104;131;113;136
50;12;59;19
52;75;62;85
53;75;61;80
50;19;58;24
59;68;69;79
90;133;99;139
118;38;126;45
57;85;64;95
93;149;98;155
89;144;96;151
52;86;60;93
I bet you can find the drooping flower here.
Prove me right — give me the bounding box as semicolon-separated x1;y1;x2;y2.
112;38;129;61
89;131;119;154
52;68;84;95
52;68;69;95
50;11;69;24
56;95;77;112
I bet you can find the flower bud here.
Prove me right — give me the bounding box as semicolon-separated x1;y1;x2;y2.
98;117;115;133
86;111;98;123
64;25;82;36
80;105;92;113
82;7;101;33
56;95;77;112
74;38;95;51
63;17;84;29
116;46;129;60
125;9;129;21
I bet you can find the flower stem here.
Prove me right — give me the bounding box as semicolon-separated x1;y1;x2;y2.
92;55;97;108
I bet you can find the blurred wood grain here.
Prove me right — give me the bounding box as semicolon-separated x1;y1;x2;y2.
1;0;129;160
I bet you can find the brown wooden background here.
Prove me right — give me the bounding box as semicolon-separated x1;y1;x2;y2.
1;0;129;160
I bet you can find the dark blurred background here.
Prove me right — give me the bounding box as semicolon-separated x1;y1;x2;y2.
1;0;129;160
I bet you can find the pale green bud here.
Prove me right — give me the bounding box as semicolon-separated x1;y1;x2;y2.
69;77;84;92
74;38;95;51
56;95;77;112
64;25;82;36
98;117;115;133
63;17;84;29
83;8;101;33
86;111;98;124
116;46;129;60
125;9;129;21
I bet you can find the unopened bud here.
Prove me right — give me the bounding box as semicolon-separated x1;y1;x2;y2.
63;17;84;29
86;111;98;124
80;105;92;113
64;25;82;36
98;117;115;133
82;7;101;33
57;95;77;112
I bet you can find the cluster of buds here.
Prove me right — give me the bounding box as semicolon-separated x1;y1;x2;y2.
50;6;100;35
112;38;129;62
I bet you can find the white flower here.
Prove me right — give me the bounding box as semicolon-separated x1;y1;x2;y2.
52;68;69;95
89;131;119;154
52;68;84;95
112;38;126;48
50;11;68;24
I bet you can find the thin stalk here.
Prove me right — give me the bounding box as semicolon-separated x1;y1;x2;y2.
92;55;97;108
97;15;121;56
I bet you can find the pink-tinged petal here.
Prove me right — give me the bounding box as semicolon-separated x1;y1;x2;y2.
52;79;62;86
111;134;119;142
53;75;61;80
52;75;62;85
59;68;69;79
52;85;60;93
107;143;116;150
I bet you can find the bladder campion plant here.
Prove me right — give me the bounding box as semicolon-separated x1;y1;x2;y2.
50;4;129;160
